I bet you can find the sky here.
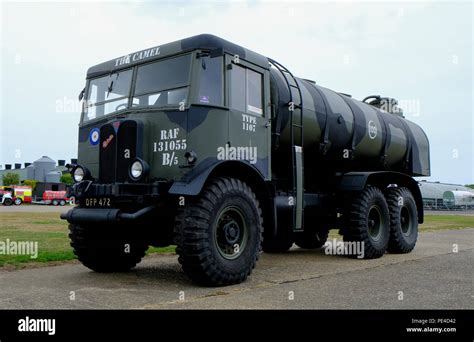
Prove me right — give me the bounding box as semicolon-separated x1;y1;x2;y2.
0;0;472;184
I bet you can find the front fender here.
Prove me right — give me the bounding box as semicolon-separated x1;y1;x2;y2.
168;159;266;196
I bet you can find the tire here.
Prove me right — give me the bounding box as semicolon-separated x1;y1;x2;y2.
385;187;418;253
69;223;148;272
52;200;59;206
174;177;263;286
3;198;13;206
343;186;390;259
14;198;23;206
59;200;66;206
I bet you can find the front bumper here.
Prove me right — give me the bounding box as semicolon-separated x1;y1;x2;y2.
60;205;156;224
63;181;171;225
69;180;170;202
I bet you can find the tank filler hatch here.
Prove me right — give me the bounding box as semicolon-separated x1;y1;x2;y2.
363;95;404;118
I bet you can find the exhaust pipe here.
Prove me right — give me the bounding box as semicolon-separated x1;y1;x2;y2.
118;206;156;221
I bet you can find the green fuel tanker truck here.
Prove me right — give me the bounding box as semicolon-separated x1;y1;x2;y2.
61;34;430;285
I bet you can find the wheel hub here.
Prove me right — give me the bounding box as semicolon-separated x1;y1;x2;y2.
368;205;383;241
400;206;413;235
223;220;240;245
215;206;248;260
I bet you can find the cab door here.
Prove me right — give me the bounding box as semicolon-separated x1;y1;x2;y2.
225;55;270;179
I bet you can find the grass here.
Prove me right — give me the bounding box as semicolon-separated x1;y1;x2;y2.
0;212;175;269
419;215;474;231
328;214;474;240
0;212;473;269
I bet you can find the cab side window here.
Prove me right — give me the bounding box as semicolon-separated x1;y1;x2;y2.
197;56;223;106
230;64;263;116
247;69;263;115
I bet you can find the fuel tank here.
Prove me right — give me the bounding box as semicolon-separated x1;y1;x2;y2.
270;67;430;178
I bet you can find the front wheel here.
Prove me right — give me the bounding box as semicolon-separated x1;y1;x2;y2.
174;177;263;286
69;223;148;272
3;198;13;206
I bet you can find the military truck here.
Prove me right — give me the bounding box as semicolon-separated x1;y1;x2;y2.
61;34;430;285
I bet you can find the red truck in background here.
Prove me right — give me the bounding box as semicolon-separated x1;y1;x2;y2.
38;191;70;206
1;187;72;206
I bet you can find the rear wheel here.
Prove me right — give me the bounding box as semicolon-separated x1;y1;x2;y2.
69;223;148;272
174;177;262;286
59;199;66;206
14;198;23;205
52;200;59;206
385;187;418;253
343;186;390;259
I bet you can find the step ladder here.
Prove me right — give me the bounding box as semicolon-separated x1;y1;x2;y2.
268;58;304;231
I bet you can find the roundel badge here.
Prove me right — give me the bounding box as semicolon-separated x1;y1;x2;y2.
89;128;100;145
368;120;378;140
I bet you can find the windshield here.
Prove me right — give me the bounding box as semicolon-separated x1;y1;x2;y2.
84;69;132;122
82;53;192;123
132;54;191;109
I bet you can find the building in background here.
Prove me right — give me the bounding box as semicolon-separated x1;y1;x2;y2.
418;181;474;210
0;156;76;198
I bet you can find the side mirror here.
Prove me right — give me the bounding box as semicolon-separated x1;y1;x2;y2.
78;88;85;101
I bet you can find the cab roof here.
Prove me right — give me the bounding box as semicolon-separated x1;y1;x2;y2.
86;34;270;79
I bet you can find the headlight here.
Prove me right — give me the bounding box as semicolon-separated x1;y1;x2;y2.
73;167;85;183
129;158;149;181
130;160;143;180
71;165;91;183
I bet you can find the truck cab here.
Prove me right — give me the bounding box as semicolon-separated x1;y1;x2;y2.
73;35;271;201
63;35;273;285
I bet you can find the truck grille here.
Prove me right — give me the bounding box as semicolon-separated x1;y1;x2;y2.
99;120;138;183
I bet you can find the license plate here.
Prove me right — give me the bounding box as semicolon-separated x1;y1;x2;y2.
84;198;111;207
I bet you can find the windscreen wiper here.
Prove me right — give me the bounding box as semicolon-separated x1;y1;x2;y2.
106;73;119;98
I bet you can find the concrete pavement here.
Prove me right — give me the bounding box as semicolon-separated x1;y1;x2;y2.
0;229;472;309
